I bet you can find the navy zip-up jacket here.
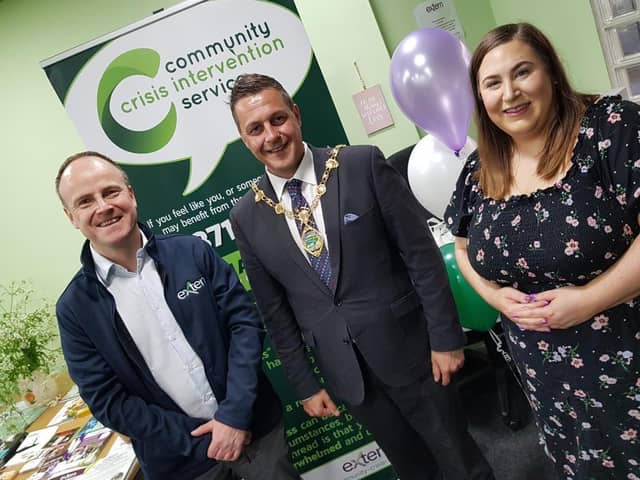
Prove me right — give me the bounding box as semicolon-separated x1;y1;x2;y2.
56;225;281;479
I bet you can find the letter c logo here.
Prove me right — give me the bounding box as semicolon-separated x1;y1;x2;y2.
97;48;176;153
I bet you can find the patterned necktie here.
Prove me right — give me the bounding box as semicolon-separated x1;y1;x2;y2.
286;179;332;287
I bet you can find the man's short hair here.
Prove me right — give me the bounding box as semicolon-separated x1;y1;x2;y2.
55;151;130;204
229;73;295;124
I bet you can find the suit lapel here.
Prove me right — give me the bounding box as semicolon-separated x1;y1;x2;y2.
257;174;331;294
311;146;341;293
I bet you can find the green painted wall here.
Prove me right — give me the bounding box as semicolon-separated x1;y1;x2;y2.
0;0;184;301
368;0;497;139
370;0;496;53
293;0;421;153
369;0;610;94
0;0;611;301
489;0;611;93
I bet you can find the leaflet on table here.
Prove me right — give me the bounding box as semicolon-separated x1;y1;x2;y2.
20;428;79;478
46;428;112;479
4;426;58;467
0;469;18;480
47;398;89;427
72;419;103;439
0;432;27;467
60;386;79;402
74;437;136;480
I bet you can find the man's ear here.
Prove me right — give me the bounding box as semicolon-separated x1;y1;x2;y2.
63;207;79;229
238;131;251;149
128;185;138;209
293;103;302;126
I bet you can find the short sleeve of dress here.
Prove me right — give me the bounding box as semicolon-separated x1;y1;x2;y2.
444;150;481;237
592;96;640;217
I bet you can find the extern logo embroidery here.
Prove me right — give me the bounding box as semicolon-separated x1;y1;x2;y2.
177;277;205;299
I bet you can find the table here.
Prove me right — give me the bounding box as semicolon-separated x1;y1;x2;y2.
0;376;139;480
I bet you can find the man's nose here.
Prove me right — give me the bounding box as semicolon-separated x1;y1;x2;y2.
264;124;279;142
95;196;112;211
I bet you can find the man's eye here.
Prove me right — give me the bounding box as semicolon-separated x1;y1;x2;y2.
516;69;530;78
248;126;262;135
105;189;120;199
272;115;286;125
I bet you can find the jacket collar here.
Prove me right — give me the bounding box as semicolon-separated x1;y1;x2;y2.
80;222;157;280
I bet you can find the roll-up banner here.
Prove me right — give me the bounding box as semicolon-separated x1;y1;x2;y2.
42;0;395;478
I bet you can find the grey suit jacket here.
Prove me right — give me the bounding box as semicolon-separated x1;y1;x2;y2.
229;145;464;405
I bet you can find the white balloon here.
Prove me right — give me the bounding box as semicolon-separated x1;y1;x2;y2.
407;135;477;219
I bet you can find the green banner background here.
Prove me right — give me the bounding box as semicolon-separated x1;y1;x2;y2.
43;1;396;478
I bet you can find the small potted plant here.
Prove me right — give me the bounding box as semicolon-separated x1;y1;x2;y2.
0;281;61;411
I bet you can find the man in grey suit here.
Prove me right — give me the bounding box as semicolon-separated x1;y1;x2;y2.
228;74;494;480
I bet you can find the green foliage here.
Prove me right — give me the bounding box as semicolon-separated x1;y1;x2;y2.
0;281;60;408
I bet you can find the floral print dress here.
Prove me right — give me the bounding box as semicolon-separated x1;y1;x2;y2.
445;97;640;480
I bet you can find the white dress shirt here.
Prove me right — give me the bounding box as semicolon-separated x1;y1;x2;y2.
91;232;217;419
265;143;330;260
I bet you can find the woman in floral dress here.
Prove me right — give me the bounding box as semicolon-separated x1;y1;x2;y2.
445;23;640;479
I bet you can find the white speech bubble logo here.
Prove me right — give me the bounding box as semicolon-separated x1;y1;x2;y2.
65;0;313;195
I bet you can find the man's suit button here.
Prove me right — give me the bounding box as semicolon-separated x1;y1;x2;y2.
334;299;342;306
342;337;350;344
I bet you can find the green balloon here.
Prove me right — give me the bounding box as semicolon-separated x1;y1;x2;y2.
439;242;498;331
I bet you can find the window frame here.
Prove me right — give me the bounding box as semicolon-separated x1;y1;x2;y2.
591;0;639;99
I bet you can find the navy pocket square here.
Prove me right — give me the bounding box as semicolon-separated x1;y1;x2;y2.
343;213;359;225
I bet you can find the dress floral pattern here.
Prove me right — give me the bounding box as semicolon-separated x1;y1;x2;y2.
445;97;640;480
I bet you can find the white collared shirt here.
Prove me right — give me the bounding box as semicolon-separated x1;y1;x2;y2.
265;143;329;260
91;232;217;420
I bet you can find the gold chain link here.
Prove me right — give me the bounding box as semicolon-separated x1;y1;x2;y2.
250;145;345;225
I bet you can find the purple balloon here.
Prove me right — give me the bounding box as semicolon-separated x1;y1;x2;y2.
390;28;474;152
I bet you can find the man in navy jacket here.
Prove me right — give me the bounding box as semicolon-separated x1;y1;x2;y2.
55;151;298;480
